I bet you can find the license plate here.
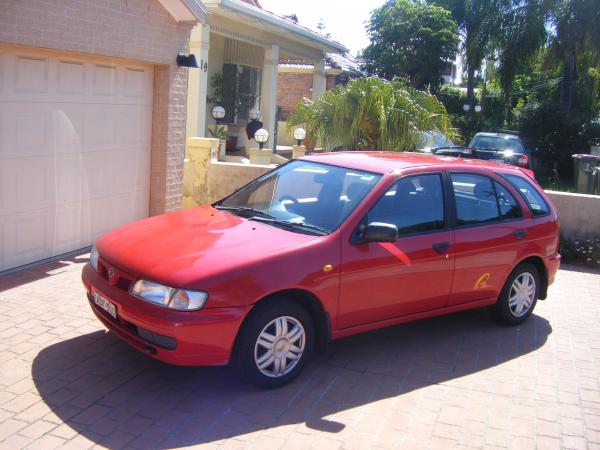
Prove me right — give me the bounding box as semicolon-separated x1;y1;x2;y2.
93;291;117;319
490;159;505;164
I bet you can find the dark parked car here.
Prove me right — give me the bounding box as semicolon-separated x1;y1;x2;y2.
466;132;532;169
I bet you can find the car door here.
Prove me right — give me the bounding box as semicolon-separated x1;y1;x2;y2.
447;171;528;306
338;172;455;329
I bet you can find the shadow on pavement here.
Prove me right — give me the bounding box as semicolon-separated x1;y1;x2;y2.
32;308;552;448
0;251;90;292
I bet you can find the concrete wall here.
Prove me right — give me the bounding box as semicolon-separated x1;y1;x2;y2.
547;191;600;239
183;138;273;207
0;0;196;215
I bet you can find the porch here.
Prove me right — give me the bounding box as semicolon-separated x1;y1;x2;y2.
185;0;347;153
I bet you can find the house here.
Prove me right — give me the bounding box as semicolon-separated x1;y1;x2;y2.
185;0;348;150
0;0;207;272
277;52;363;121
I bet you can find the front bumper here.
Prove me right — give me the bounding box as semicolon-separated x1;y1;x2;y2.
81;264;251;366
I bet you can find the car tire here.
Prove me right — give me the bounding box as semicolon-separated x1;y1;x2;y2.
491;262;540;325
232;299;314;388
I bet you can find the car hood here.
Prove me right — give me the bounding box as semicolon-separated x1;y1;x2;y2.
96;205;320;287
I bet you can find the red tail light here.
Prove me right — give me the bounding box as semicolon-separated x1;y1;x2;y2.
517;154;529;167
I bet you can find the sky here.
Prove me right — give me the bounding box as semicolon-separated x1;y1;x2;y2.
258;0;387;56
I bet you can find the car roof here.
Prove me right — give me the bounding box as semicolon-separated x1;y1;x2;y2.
300;151;527;176
472;132;521;140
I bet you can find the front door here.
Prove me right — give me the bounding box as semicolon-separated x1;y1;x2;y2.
338;172;455;329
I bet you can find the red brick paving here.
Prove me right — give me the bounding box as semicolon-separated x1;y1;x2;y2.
1;253;600;449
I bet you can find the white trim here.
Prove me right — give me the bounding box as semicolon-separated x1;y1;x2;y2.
217;0;348;53
211;24;270;47
157;0;208;23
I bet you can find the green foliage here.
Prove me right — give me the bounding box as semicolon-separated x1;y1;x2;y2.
362;0;459;90
517;101;600;179
436;84;504;142
287;76;457;151
493;0;547;124
208;125;228;141
428;0;499;104
546;0;600;111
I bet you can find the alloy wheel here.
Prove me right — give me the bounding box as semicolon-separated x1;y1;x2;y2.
254;316;306;378
508;272;536;317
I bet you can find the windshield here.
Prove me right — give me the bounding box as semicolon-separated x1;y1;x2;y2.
417;131;455;150
469;135;523;153
215;160;381;233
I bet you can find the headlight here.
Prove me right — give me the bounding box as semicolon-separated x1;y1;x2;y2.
130;279;208;311
90;246;99;272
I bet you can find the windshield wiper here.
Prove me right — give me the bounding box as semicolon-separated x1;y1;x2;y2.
213;205;274;219
248;216;329;236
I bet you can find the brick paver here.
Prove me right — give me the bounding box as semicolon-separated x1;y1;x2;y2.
1;253;600;449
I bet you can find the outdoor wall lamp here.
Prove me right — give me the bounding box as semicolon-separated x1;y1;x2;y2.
463;104;471;112
294;127;306;146
212;106;226;125
176;53;199;68
249;107;261;121
474;105;482;113
254;128;269;149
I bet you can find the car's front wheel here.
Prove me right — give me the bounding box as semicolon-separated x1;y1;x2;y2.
232;300;314;388
491;262;539;325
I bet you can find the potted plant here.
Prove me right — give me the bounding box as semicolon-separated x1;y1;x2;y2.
208;125;228;160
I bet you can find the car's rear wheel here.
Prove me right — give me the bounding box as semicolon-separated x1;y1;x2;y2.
232;299;314;388
491;262;539;325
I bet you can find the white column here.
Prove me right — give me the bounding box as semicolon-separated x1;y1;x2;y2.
186;24;210;138
312;58;326;100
260;44;279;149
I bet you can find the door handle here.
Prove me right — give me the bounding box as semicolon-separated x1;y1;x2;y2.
433;242;450;254
513;230;528;240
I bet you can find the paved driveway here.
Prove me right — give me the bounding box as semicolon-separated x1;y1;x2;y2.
0;253;599;450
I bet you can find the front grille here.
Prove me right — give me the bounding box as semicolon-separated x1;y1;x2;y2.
116;277;132;291
98;259;135;292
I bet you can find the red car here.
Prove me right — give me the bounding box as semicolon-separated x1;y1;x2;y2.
82;152;561;387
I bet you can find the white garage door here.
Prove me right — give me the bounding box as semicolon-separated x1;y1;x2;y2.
0;45;153;272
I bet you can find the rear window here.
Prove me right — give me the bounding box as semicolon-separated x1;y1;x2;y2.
502;174;549;216
469;135;524;152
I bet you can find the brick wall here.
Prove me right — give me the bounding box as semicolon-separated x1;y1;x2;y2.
277;72;313;119
0;0;195;215
277;72;340;119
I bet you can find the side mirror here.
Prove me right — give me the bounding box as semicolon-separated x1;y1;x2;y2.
355;222;398;244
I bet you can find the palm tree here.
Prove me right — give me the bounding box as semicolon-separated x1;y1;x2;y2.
287;76;457;151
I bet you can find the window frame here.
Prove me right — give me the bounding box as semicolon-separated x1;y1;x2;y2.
446;171;526;230
500;173;550;219
354;171;451;241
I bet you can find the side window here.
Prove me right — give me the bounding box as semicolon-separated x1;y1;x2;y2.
502;174;549;216
451;173;500;225
494;181;522;219
368;174;445;235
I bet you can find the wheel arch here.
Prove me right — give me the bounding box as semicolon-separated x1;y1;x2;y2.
514;255;548;300
234;288;331;354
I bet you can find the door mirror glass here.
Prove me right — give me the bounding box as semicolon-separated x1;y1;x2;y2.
359;222;398;243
